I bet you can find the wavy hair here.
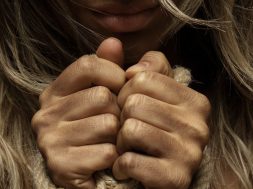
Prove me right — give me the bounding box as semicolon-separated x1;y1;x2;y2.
0;0;252;188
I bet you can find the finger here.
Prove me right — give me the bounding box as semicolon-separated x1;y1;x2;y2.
42;86;120;121
113;152;158;181
120;93;209;149
47;144;118;178
113;152;191;188
45;55;125;97
118;71;200;108
69;144;119;174
116;118;204;169
48;144;118;188
117;118;176;157
63;86;120;120
121;93;205;134
57;114;120;146
126;51;173;79
96;37;124;67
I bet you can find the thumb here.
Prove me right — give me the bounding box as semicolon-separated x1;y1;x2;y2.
125;51;173;79
96;37;124;67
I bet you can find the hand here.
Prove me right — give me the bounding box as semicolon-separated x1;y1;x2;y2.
31;38;125;189
113;51;210;189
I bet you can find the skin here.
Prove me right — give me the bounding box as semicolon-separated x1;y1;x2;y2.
32;1;210;189
69;0;173;66
32;38;210;189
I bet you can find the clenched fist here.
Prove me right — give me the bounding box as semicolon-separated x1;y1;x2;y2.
113;51;210;189
32;38;210;189
32;38;126;188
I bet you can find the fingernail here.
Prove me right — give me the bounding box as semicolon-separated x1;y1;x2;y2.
125;62;149;79
126;61;149;72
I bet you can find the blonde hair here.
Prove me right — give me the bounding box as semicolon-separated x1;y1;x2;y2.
0;0;252;188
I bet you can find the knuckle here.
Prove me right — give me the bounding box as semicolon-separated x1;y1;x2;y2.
131;71;152;88
177;119;197;136
31;105;60;132
103;114;120;135
37;132;60;156
185;121;209;147
31;110;49;133
121;119;141;144
117;152;135;170
198;123;210;145
123;94;144;117
180;122;209;151
186;146;203;169
102;144;118;162
75;55;97;73
39;86;62;109
198;94;211;116
94;86;113;105
175;111;210;147
165;165;191;189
